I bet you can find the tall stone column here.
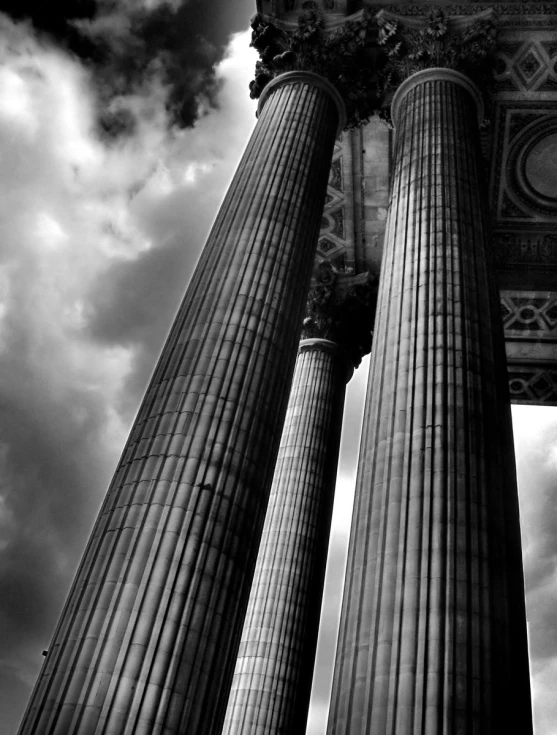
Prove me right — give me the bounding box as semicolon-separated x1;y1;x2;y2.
18;70;346;735
223;267;375;735
327;13;533;735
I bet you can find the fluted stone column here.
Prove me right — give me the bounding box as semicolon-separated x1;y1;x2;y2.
223;269;374;735
327;67;533;734
18;72;346;735
224;339;347;735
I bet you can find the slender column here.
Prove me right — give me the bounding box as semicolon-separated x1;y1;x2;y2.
327;68;533;734
224;339;347;735
223;269;374;735
18;72;345;735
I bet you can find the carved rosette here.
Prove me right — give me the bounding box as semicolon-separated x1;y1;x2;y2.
376;8;497;121
249;2;377;127
301;262;376;367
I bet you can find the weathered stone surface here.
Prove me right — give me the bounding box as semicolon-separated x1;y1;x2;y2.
18;72;343;735
327;68;533;735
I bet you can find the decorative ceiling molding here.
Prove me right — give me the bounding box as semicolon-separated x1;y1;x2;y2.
494;231;557;267
502;291;557;405
491;103;557;227
502;291;557;337
317;135;355;273
493;36;557;92
372;4;557;24
507;366;557;403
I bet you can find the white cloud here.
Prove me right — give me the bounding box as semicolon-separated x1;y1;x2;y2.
532;657;557;735
512;405;557;735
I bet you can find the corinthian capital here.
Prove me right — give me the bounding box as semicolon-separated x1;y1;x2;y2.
249;2;377;127
376;8;496;119
301;262;376;368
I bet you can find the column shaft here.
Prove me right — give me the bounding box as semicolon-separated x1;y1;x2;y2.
223;339;348;735
19;74;341;735
327;71;532;734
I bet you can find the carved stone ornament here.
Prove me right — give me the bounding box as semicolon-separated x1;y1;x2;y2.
376;4;557;19
249;3;378;128
376;9;497;121
301;262;376;367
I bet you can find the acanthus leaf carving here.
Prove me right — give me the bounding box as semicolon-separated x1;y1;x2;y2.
249;5;378;128
302;263;376;366
375;9;497;121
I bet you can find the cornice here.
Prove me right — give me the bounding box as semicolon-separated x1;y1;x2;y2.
369;3;557;28
255;3;557;27
248;3;555;125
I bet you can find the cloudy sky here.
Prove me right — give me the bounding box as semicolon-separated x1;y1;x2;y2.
0;2;556;734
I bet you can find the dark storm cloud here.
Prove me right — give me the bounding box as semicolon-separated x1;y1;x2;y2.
0;323;123;712
0;0;99;55
1;0;257;131
84;230;203;415
0;388;121;731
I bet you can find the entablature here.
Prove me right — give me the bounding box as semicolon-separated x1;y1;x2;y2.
250;1;557;404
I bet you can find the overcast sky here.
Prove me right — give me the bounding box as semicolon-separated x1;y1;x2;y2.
0;3;556;734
